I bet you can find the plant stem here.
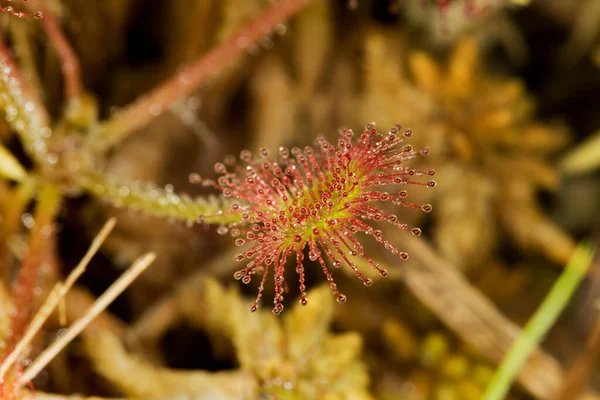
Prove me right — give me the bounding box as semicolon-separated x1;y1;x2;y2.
78;171;240;225
8;184;61;347
88;0;314;154
27;0;82;98
0;34;51;165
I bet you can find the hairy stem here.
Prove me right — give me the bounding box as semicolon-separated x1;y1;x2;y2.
0;34;51;165
10;19;44;99
88;0;314;154
78;171;240;225
27;0;82;98
8;184;61;348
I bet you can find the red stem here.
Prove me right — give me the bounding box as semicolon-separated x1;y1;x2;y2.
27;0;82;98
8;252;42;348
7;186;61;347
90;0;314;153
0;1;42;19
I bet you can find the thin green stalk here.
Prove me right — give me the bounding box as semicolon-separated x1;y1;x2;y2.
482;242;596;400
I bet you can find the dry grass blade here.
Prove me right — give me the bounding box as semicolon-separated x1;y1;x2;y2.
63;287;127;336
0;218;116;378
18;252;156;385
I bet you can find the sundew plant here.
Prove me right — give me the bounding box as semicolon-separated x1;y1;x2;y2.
0;0;595;399
194;123;435;314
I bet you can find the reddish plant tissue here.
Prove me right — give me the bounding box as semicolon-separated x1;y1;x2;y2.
388;0;484;16
431;0;475;14
0;0;43;19
0;365;34;400
192;124;435;315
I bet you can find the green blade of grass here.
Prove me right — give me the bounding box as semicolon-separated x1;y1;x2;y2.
482;242;596;400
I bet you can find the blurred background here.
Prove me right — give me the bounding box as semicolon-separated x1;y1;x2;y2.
2;0;600;399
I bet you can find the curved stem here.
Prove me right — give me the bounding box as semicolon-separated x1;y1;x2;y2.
28;0;82;98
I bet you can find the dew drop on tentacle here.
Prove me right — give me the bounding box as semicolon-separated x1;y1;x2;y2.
188;173;202;184
295;251;308;305
214;162;227;173
240;149;252;161
272;303;284;316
